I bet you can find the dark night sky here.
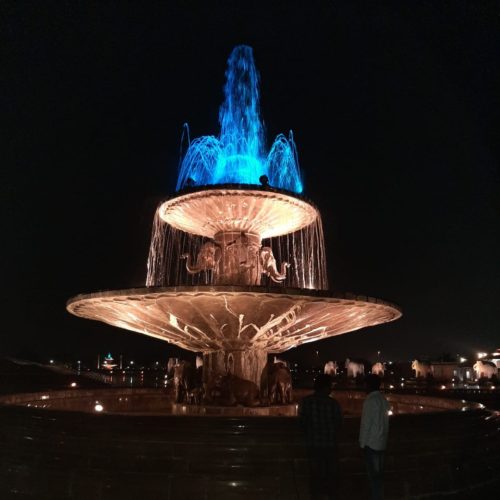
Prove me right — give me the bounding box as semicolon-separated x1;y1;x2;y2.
2;1;499;366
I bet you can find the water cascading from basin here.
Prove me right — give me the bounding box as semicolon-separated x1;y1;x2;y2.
145;46;330;392
146;205;328;290
67;45;402;406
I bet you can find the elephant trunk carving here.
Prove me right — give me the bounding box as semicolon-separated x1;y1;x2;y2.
260;247;290;283
180;253;201;274
180;238;290;284
181;242;220;274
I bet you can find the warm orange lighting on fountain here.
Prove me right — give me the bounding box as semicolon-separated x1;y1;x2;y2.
159;188;318;239
67;287;401;353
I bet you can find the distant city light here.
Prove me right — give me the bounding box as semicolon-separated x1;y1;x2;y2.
94;403;104;412
459;357;467;363
70;382;77;388
49;359;54;364
387;410;394;416
477;352;487;359
440;385;446;390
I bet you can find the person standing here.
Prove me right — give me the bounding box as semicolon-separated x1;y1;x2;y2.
359;374;390;500
298;374;343;500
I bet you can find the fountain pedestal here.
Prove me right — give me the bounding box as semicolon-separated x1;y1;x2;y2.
203;349;268;391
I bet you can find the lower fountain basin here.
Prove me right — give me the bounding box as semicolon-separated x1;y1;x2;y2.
67;286;401;352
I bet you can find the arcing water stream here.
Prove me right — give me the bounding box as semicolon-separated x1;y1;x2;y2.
175;46;303;193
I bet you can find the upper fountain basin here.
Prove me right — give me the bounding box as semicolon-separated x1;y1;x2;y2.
159;185;319;239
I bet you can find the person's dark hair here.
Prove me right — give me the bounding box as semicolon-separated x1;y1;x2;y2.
365;373;382;392
314;374;333;392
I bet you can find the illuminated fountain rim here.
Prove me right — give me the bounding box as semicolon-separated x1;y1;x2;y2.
0;388;485;416
67;286;402;353
158;184;320;239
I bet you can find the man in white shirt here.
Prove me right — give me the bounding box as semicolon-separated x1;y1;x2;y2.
359;374;390;500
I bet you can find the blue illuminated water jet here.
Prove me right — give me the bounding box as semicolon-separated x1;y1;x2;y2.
176;46;303;193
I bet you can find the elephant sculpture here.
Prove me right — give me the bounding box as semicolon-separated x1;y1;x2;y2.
260;246;290;283
473;360;497;379
173;360;203;404
411;360;432;378
371;362;385;376
181;241;221;274
324;361;338;376
167;357;180;376
195;355;203;369
268;361;292;404
205;373;260;406
345;358;365;378
181;240;290;285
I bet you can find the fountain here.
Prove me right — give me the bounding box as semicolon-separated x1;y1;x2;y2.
67;46;402;407
2;47;498;500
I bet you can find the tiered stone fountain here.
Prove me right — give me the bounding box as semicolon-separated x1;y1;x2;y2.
67;46;401;406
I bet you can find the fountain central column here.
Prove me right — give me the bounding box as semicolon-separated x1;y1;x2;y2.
180;228;291;397
204;232;269;393
213;231;262;285
203;349;269;394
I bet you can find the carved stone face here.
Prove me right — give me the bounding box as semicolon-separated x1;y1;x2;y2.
214;231;262;285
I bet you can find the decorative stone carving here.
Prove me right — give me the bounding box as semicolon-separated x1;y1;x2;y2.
324;361;338;376
345;358;365;378
181;241;221;274
181;231;289;286
268;360;292;404
205;373;260;406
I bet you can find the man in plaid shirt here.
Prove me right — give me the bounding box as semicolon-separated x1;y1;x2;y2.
299;374;343;499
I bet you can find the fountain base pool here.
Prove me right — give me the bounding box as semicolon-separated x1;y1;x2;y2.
0;387;483;416
0;388;498;499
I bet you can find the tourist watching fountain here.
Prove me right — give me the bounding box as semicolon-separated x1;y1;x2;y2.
298;374;342;500
360;374;390;500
